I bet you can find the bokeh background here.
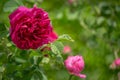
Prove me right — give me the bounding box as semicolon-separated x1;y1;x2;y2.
0;0;120;80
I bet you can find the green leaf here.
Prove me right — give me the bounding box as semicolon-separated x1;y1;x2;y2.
41;72;48;80
3;0;24;12
0;23;6;31
97;17;105;25
37;69;48;80
14;0;24;5
32;68;48;80
51;41;64;63
31;73;40;80
0;52;7;63
14;71;22;78
31;56;42;65
0;73;2;80
15;57;26;63
0;23;8;38
5;63;17;73
6;43;12;47
41;57;49;64
56;54;63;64
26;0;43;3
53;41;64;52
58;34;74;42
26;0;35;3
65;8;79;20
51;43;61;55
0;66;5;72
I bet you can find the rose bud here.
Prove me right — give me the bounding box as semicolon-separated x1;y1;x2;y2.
114;58;120;67
64;55;86;78
63;45;71;54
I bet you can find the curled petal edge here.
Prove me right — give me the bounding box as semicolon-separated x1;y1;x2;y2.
74;73;86;78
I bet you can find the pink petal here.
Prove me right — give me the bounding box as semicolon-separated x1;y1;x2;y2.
9;6;28;20
49;31;58;42
78;74;86;78
75;73;86;78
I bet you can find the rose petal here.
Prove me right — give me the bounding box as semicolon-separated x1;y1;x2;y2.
9;6;28;20
76;74;86;78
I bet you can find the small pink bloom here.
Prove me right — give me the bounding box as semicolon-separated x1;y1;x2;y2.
63;45;71;53
68;0;77;4
9;6;57;49
64;55;86;78
114;58;120;66
68;0;74;4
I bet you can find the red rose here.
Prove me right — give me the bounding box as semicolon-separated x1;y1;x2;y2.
9;6;57;49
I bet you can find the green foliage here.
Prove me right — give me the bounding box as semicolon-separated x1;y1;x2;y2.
3;0;24;12
0;0;120;80
51;41;64;64
58;34;74;42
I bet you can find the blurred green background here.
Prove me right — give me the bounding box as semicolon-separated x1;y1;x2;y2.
0;0;120;80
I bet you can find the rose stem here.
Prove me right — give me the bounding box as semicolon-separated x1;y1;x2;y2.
114;48;120;80
68;75;73;80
